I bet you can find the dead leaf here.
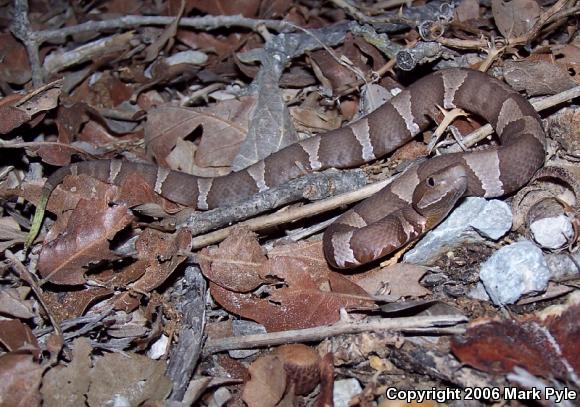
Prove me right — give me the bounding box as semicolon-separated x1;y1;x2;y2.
491;0;540;38
0;288;35;319
0;106;30;135
0;353;43;407
208;240;376;331
41;338;171;407
79;118;143;146
177;31;244;62
258;0;292;18
41;338;92;407
145;97;256;169
111;291;142;313
67;68;134;108
211;281;371;332
503;60;576;96
555;43;580;82
455;0;480;22
0;320;40;358
0;33;31;85
36;98;141;166
214;353;250;381
23;167;182;289
0;216;26;252
309;34;369;95
451;303;579;380
353;36;388;72
34;184;186;316
143;1;185;63
188;0;262;18
35;104;93;166
37;187;134;285
87;351;172;406
16;84;61;116
41;287;113;323
290;105;342;132
166;137;198;174
351;263;431;299
389;140;429;164
540;301;580;376
0;82;61;134
242;354;288;407
199;228;267;292
22;176;129;244
129;228;192;293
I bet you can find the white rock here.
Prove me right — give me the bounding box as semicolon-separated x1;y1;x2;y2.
333;378;362;407
530;214;574;249
405;197;512;265
480;240;550;305
147;334;169;359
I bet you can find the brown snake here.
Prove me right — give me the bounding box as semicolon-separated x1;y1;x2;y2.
26;69;545;268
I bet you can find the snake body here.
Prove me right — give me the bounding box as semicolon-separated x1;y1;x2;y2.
29;69;545;268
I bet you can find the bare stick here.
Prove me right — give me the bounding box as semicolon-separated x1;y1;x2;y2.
34;14;291;45
12;3;291;86
203;314;467;354
159;169;366;235
11;0;44;86
5;250;63;338
190;173;394;249
531;85;580;111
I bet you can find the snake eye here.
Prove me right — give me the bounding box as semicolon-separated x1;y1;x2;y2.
427;177;435;187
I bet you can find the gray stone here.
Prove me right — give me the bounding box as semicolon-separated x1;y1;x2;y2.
467;282;491;301
545;251;580;281
470;200;513;239
404;197;512;265
479;240;550;305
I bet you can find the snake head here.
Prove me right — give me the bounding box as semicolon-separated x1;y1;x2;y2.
412;164;468;228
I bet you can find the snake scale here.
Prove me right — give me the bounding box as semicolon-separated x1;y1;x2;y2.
27;68;545;268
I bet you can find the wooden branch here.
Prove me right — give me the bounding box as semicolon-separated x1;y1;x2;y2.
188;170;394;249
203;314;467;354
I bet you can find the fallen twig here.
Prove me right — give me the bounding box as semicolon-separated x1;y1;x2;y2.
5;250;63;338
189;170;393;249
10;2;293;86
164;169;366;240
203;314;467;354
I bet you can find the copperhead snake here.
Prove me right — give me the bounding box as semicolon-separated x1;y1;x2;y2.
27;68;546;268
